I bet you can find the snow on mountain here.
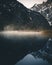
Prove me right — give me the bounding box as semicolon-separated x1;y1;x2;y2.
31;2;52;26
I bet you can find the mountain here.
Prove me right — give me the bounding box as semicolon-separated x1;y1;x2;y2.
0;0;50;31
31;1;52;26
0;0;51;65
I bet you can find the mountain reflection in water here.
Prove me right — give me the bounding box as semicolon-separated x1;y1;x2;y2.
0;31;52;65
16;54;52;65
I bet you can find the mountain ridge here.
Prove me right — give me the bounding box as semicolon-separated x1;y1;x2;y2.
0;0;50;31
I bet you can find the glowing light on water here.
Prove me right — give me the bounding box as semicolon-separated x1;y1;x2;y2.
0;31;43;37
0;30;51;38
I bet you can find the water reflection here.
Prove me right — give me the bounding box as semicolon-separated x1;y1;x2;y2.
0;31;52;65
16;54;52;65
16;38;52;65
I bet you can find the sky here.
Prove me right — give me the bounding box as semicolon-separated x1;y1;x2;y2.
17;0;47;8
